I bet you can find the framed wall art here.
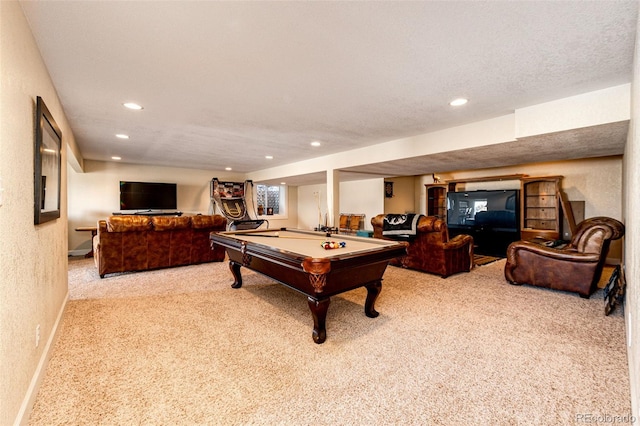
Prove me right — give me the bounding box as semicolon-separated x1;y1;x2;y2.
34;96;62;224
385;181;394;198
604;265;624;316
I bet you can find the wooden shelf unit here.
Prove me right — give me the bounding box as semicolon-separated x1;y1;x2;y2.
520;176;563;241
425;184;447;219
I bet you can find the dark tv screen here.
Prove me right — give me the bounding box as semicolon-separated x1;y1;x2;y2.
119;181;177;210
446;189;519;232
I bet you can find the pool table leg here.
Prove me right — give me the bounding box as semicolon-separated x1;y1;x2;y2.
229;261;243;288
364;281;382;318
307;297;330;344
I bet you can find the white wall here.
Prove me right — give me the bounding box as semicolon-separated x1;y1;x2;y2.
515;84;631;137
623;8;640;418
415;156;622;219
383;176;417;214
68;160;299;253
414;156;623;259
297;179;384;231
297;183;327;230
340;179;384;230
68;160;241;252
0;3;73;424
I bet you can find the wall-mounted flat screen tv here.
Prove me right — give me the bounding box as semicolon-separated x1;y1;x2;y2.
119;181;177;211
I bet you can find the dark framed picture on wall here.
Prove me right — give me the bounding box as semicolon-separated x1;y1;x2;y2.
34;96;62;224
604;265;624;315
385;181;394;198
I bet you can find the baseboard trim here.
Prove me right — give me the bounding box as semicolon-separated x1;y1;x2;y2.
14;291;69;426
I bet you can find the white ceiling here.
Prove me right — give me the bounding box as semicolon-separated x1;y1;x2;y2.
20;1;638;185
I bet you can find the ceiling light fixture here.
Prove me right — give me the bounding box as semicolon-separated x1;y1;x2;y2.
123;102;143;110
115;134;129;139
310;141;321;147
225;167;232;171
265;155;273;159
111;156;121;160
449;98;468;106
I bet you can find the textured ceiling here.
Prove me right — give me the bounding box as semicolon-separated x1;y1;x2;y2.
341;121;630;176
20;1;638;184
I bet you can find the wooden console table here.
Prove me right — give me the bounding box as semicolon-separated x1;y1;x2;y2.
75;226;97;258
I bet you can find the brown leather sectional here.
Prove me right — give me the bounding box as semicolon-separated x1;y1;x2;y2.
93;214;227;278
371;214;474;278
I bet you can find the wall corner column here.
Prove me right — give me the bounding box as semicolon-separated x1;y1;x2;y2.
326;169;340;227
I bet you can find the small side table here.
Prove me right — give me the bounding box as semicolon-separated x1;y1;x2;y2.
75;226;97;258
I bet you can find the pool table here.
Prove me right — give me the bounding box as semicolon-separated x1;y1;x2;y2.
210;228;407;343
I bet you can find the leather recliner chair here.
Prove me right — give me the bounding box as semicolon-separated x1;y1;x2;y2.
504;216;624;298
371;214;474;278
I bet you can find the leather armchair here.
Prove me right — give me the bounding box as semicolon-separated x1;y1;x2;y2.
504;217;624;298
371;214;474;278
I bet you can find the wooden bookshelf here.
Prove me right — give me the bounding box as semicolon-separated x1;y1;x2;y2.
520;176;563;241
425;184;447;219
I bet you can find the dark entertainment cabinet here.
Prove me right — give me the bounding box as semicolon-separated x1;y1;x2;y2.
446;189;520;257
448;224;520;257
427;174;574;257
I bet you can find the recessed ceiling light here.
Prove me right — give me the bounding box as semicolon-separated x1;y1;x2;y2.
115;134;129;139
123;102;143;110
449;98;468;106
225;167;232;171
310;141;321;147
280;182;286;185
265;155;273;160
111;156;121;160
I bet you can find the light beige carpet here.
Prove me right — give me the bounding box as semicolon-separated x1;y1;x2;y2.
29;258;630;425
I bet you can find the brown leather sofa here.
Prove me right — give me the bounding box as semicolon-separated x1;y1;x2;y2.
504;216;625;298
371;214;474;278
93;214;227;278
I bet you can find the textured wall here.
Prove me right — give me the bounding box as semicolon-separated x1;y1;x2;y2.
623;8;640;419
416;156;623;259
383;176;417;214
340;179;384;229
68;160;299;252
296;179;383;231
68;161;243;252
0;2;72;424
421;157;623;218
297;183;328;230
